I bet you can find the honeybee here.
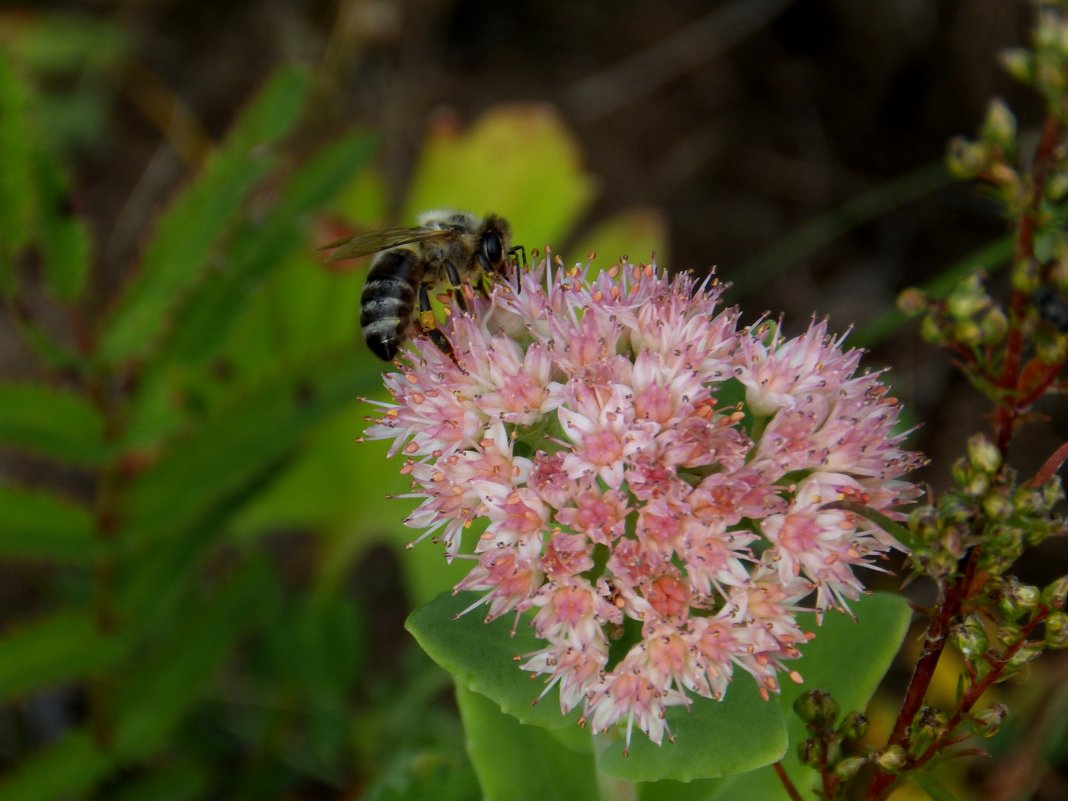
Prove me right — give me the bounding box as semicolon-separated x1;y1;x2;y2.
320;210;522;361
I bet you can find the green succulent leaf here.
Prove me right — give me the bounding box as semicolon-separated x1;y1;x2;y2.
406;590;581;730
408;592;788;783
456;684;598;801
598;674;787;782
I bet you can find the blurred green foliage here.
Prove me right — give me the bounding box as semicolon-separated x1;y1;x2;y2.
0;15;667;797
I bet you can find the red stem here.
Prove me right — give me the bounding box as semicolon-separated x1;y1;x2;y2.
863;552;978;801
773;762;805;801
1030;440;1068;487
912;608;1049;769
994;115;1062;453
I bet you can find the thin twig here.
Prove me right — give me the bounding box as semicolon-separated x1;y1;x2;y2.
774;761;805;801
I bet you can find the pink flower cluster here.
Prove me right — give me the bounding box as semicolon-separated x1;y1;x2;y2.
364;258;923;751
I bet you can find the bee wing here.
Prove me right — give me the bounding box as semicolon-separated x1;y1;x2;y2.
319;226;452;262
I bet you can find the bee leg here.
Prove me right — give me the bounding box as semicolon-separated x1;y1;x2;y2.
508;245;527;268
508;245;526;293
418;283;455;359
443;260;469;313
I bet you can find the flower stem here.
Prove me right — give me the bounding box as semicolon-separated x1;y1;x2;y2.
911;607;1048;770
863;550;978;801
773;761;805;801
994;114;1062;454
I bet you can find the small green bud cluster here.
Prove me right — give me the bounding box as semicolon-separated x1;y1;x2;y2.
793;690;873;784
901;273;1008;352
969;702;1008;738
906;436;1067;583
946;98;1019;185
1002;3;1068;118
917;3;1068;381
908;706;950;758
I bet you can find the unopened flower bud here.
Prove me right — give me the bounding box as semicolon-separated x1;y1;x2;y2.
1026;518;1054;547
925;550;961;579
982;491;1014;521
946;274;990;319
1036;330;1068;363
939;492;975;523
835;756;867;781
1013;487;1045;515
996;621;1022;648
908;706;949;757
979;525;1024;574
1003;643;1042;676
1042;478;1066;511
980;306;1008;343
1042;575;1068;610
951;457;970;488
798;737;823;767
962;470;991;499
972;703;1007;737
898;288;928;316
876;745;907;772
967;435;1002;474
823;737;844;767
946;137;988;179
1045;611;1068;649
839;711;869;741
909;505;939;544
943;520;973;557
981;99;1017;150
951;614;988;659
794;689;839;728
1048;170;1068;202
920;314;947;345
999;581;1040;620
953;319;984;347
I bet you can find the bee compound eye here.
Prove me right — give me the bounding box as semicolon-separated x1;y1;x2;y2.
482;232;503;266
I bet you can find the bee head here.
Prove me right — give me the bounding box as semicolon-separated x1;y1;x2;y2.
478;214;512;275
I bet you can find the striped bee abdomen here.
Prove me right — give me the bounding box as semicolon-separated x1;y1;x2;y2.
360;249;421;361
